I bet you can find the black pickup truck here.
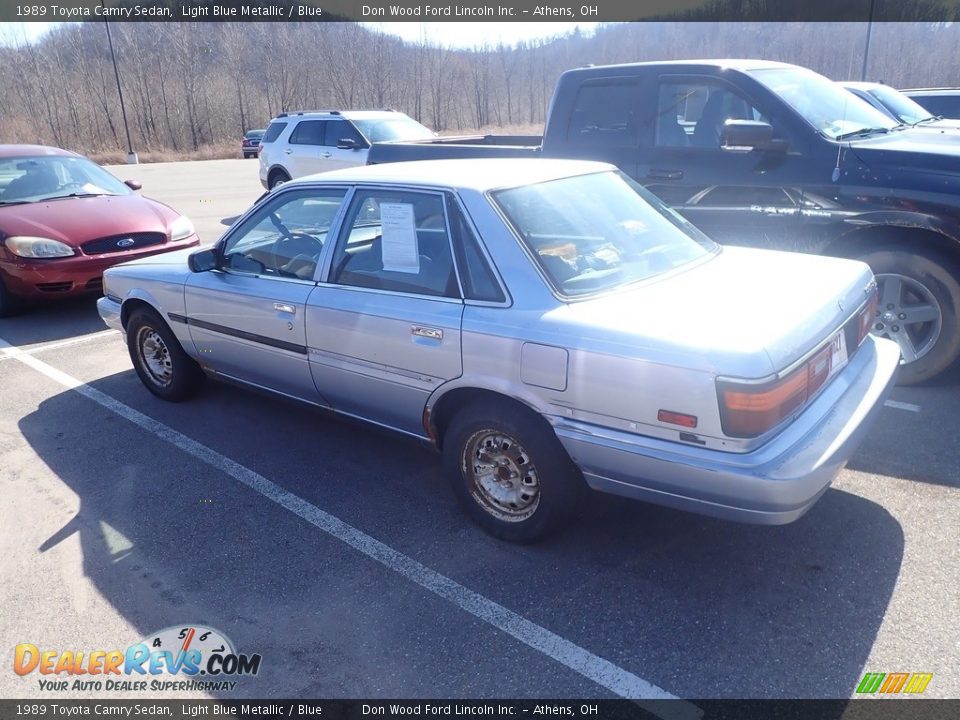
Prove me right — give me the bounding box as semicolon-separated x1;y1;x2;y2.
368;59;960;384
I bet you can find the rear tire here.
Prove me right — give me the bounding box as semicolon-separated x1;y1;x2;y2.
857;248;960;385
126;307;205;401
0;277;23;318
442;400;587;543
268;169;290;189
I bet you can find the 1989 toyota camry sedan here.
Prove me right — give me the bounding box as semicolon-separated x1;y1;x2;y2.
98;159;899;542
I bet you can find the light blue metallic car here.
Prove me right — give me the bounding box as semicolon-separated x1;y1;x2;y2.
98;159;900;542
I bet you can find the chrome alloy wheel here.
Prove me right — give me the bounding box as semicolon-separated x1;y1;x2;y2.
136;326;174;387
871;273;942;365
464;430;541;522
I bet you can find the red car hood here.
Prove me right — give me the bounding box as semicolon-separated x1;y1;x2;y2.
0;194;178;247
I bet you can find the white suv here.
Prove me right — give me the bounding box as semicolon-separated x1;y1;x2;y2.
258;110;435;189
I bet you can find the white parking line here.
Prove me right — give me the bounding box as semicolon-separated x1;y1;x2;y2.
0;329;119;362
883;400;921;413
0;336;701;719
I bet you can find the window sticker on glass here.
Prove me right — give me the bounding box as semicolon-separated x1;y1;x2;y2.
380;202;420;274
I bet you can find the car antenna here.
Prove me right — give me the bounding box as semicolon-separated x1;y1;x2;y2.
832;92;850;183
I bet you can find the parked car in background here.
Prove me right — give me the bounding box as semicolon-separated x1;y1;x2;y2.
841;82;960;131
0;145;200;317
241;129;265;158
98;159;899;542
368;60;960;385
902;88;960;119
258;109;435;189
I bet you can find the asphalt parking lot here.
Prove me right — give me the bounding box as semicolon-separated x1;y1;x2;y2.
1;159;959;705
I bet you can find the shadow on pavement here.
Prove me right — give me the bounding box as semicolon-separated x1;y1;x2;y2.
0;295;107;347
18;371;906;699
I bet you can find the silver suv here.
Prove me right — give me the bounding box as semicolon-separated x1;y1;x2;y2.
258;110;434;189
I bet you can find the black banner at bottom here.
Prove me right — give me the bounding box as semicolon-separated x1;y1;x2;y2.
0;700;957;720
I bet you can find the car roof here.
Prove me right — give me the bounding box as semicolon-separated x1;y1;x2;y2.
901;88;960;95
292;158;615;193
0;144;79;159
564;58;800;75
840;81;883;91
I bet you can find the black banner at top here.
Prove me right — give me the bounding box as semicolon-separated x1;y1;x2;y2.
4;0;960;23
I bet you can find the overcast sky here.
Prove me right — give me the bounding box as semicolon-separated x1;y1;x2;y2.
0;21;602;48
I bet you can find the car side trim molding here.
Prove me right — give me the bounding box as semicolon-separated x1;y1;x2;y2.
168;313;307;355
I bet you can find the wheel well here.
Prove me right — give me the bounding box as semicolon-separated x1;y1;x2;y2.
120;298;157;330
428;388;542;450
268;166;290;183
824;225;960;269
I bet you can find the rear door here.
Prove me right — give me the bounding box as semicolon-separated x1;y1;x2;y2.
306;187;463;436
286;120;327;177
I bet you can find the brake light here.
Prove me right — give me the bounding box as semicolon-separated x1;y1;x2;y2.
719;340;838;438
857;287;878;345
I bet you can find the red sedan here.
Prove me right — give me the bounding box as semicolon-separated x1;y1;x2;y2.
0;145;200;316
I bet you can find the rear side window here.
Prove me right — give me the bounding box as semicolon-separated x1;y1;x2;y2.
261;121;288;144
449;203;505;303
566;80;640;147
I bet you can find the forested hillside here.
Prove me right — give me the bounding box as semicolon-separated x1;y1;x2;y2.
1;21;957;158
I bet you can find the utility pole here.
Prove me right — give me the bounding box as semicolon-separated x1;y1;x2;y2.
101;1;137;164
860;0;877;82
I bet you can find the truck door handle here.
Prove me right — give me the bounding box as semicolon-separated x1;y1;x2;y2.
412;326;442;341
273;302;296;314
648;169;684;180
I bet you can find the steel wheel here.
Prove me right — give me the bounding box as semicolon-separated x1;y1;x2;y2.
136;326;174;387
872;272;942;365
443;400;588;543
464;430;541;522
126;308;205;401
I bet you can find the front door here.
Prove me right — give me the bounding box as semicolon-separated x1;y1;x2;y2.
640;75;810;252
184;186;347;399
306;187;463;437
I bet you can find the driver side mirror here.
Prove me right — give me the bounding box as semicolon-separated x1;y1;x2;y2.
337;137;367;150
124;179;142;191
722;120;782;152
188;247;217;273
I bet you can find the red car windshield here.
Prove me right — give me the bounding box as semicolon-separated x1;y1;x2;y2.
0;155;131;204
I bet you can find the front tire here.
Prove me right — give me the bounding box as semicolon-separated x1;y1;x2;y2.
442;400;587;543
858;248;960;384
126;307;205;401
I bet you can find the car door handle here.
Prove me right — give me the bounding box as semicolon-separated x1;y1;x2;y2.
283;149;293;155
411;326;442;340
273;302;296;314
321;152;332;158
648;168;684;180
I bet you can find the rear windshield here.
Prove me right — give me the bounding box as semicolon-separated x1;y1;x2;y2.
492;171;716;298
261;122;288;143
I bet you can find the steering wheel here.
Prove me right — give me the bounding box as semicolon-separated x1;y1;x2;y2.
273;232;324;275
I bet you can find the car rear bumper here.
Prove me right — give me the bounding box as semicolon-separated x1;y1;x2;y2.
552;335;900;524
0;236;199;299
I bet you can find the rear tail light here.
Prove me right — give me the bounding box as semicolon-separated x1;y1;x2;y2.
718;291;876;439
857;286;878;346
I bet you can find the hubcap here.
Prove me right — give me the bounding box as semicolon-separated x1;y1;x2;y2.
137;327;173;387
464;430;540;522
871;273;941;365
